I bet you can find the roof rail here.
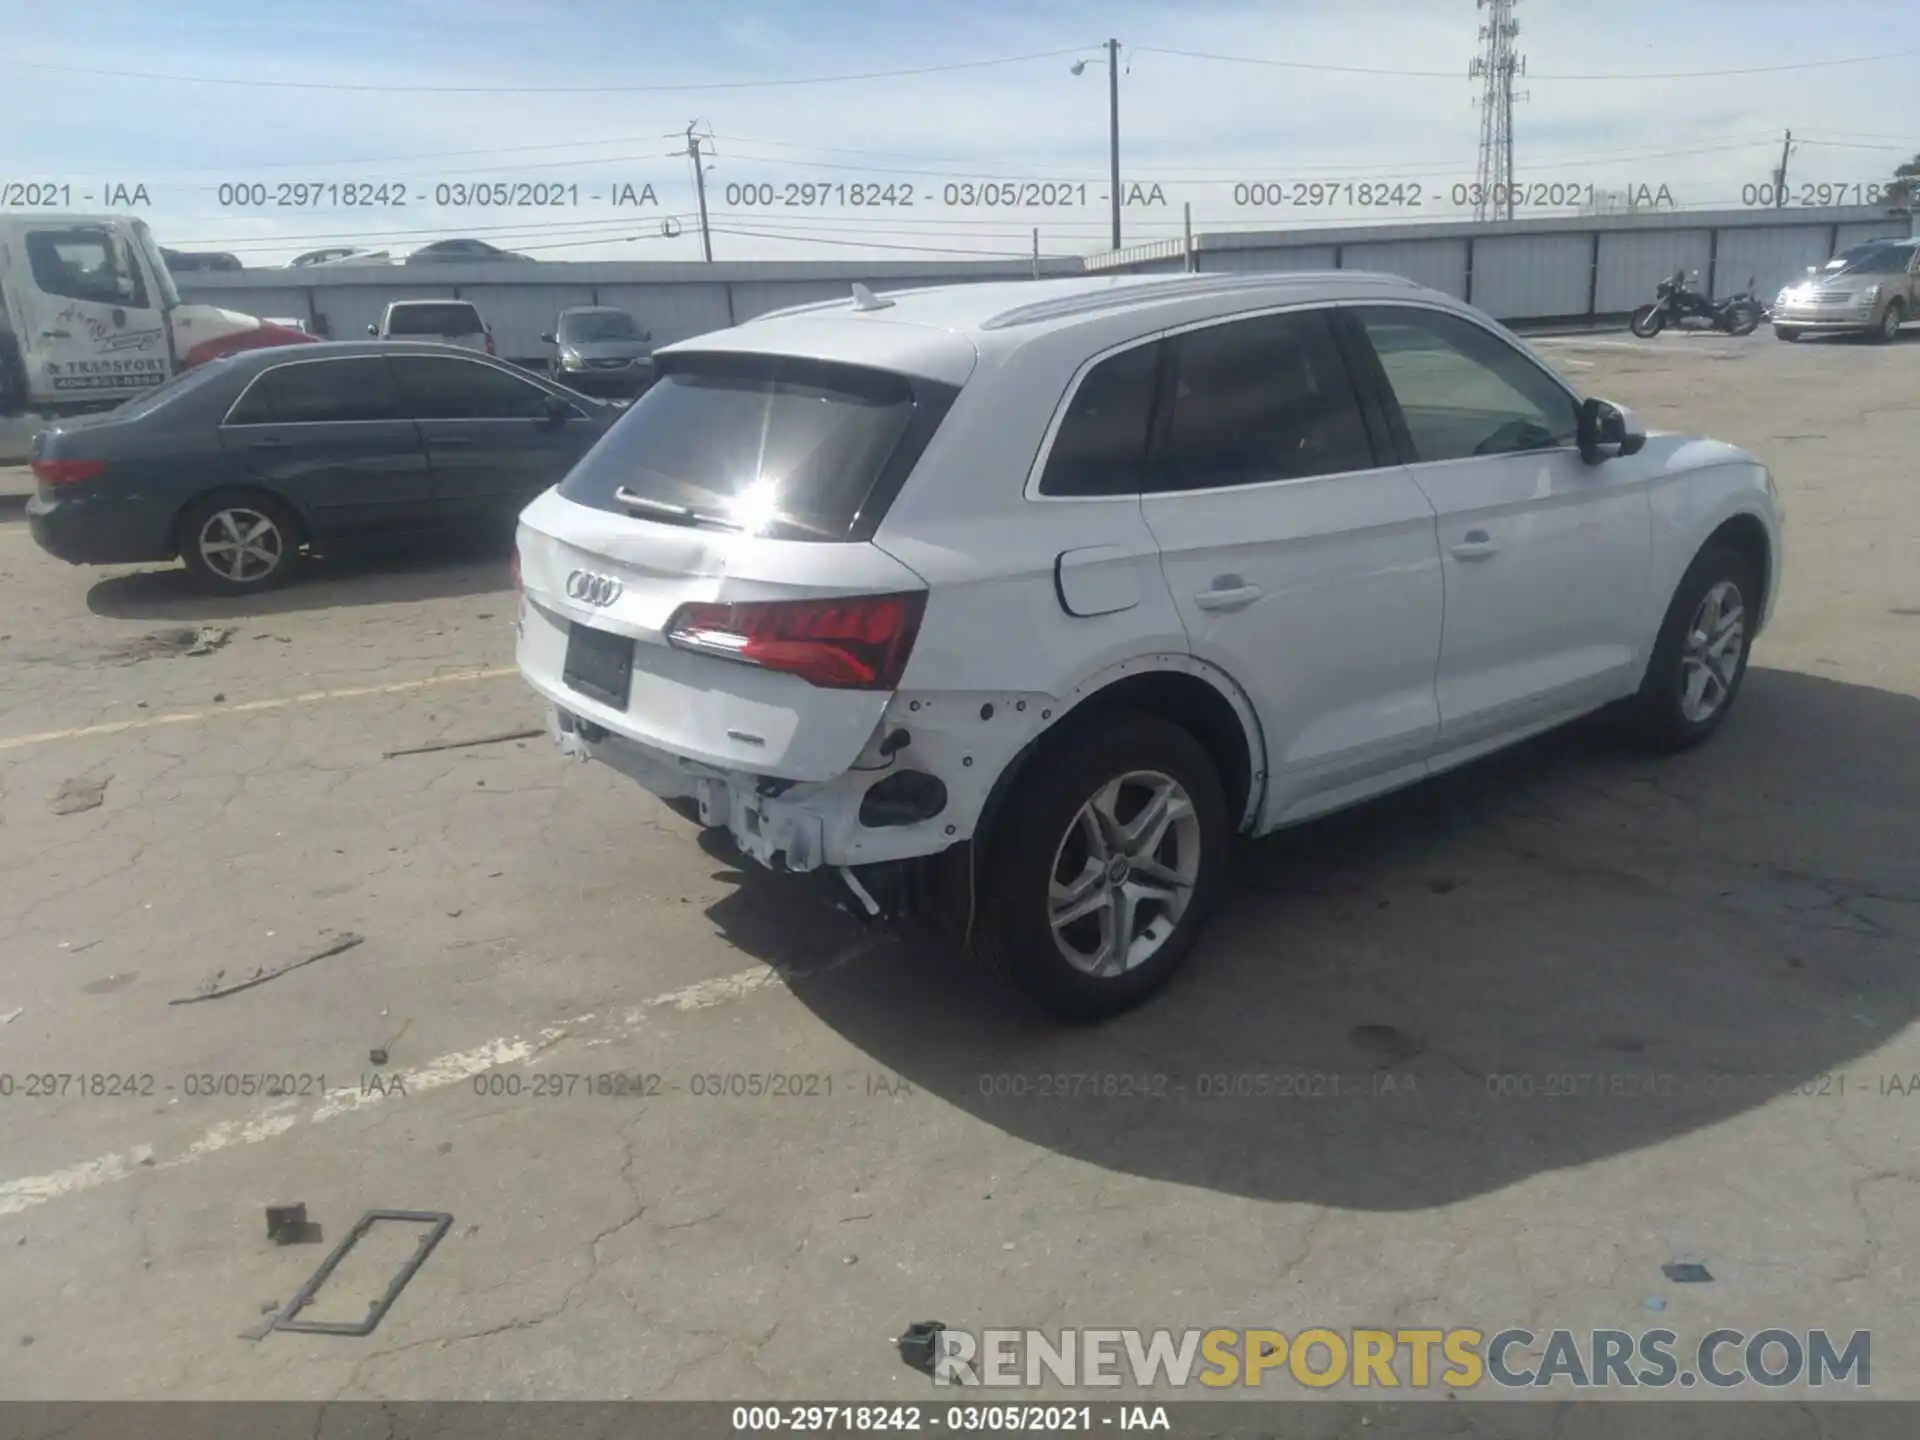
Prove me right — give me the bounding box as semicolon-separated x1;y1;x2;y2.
979;270;1420;331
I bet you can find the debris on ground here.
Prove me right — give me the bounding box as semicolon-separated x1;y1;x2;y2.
49;775;110;815
267;1203;319;1246
184;625;234;657
381;728;544;760
1662;1262;1714;1284
896;1321;947;1375
1349;1023;1424;1062
273;1210;453;1338
0;1008;20;1026
168;932;364;1006
369;1048;388;1067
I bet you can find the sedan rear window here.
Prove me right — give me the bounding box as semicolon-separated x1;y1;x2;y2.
556;353;952;542
385;304;484;336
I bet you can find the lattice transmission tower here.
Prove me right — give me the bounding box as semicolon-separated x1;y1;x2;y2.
1469;0;1527;221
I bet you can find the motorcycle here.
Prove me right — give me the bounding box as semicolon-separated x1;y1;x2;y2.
1630;270;1763;337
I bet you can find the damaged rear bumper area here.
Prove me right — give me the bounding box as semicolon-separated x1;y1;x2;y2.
543;691;1040;918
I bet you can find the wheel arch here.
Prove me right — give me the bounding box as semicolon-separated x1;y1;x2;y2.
169;483;314;558
1704;510;1772;624
972;656;1269;863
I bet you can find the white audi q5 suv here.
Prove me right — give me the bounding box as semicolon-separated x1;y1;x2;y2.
515;272;1783;1020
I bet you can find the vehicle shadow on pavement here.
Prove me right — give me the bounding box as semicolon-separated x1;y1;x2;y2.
82;533;514;621
711;666;1920;1210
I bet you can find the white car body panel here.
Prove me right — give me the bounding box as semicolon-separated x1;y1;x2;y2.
515;271;1783;880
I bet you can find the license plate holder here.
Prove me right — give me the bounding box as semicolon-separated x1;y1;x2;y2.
562;622;634;709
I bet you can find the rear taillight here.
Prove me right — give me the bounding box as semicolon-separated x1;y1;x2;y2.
31;458;105;487
484;330;497;356
666;592;926;691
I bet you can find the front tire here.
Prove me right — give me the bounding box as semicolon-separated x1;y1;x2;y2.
1727;302;1760;337
1621;543;1759;752
1630;304;1665;338
1873;299;1904;343
178;491;301;595
980;713;1230;1022
1774;325;1802;342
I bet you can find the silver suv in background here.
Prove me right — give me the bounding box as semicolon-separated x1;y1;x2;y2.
542;306;654;396
369;299;495;355
1773;237;1920;343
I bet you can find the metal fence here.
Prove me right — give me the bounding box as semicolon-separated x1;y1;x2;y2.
1088;204;1917;322
171;204;1917;359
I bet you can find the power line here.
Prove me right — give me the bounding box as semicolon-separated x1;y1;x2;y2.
15;47;1093;95
1135;43;1917;80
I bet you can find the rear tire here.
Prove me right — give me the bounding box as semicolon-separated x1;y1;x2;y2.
1619;543;1759;753
177;490;302;595
979;713;1230;1022
1774;325;1802;342
1873;299;1904;343
1629;304;1665;338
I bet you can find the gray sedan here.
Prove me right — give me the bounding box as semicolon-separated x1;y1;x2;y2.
27;341;620;594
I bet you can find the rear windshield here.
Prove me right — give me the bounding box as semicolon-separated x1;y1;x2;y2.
556;352;952;542
386;303;483;336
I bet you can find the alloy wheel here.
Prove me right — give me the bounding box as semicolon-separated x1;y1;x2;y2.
1047;769;1202;979
197;507;286;585
1678;579;1745;724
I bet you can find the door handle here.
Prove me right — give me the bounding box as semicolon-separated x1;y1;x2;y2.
1450;530;1500;561
1194;584;1263;613
40;328;71;339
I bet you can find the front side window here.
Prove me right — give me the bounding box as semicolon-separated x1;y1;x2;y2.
1037;341;1161;497
389;355;555;419
1353;306;1579;463
227;358;400;424
26;228;148;308
1150;309;1376;492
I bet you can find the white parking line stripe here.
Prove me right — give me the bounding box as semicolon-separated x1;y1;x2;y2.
0;938;880;1219
0;667;518;753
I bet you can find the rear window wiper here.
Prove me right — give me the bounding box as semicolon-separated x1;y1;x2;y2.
612;486;742;531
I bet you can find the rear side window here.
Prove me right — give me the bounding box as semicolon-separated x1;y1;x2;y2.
1038;342;1161;497
557;353;950;543
389;355;557;419
226;358;401;424
1151;310;1376;492
385;304;483;337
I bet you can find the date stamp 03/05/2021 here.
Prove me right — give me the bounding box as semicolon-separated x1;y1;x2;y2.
4;175;1898;216
8;1069;1920;1106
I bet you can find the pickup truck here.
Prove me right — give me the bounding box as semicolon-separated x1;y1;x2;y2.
1;212;315;419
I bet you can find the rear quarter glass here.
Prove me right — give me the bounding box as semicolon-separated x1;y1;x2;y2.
555;351;958;543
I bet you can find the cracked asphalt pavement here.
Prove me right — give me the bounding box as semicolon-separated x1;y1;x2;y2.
0;330;1917;1406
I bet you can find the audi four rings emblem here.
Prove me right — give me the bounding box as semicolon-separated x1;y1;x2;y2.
566;570;622;606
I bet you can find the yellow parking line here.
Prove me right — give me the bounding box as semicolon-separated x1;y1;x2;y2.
0;666;519;752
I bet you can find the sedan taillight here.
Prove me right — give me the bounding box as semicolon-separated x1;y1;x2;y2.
665;592;926;691
32;458;105;486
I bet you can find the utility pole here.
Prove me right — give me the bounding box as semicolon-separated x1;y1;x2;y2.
1030;227;1040;280
1106;37;1122;252
673;122;714;262
1774;129;1793;208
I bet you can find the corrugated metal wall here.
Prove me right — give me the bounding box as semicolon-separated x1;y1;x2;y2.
173;209;1915;355
1594;229;1713;312
1342;239;1468;298
1471;233;1590;319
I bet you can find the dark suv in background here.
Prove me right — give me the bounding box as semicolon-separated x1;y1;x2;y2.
542;306;655;397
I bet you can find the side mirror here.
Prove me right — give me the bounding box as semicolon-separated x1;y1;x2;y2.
1578;397;1646;464
540;332;556;345
366;323;380;336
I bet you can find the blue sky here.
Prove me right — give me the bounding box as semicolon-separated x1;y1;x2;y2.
6;0;1915;264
